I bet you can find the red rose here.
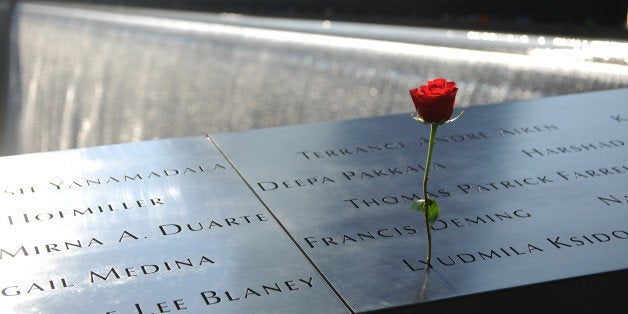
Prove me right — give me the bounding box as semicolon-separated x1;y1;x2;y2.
409;78;458;124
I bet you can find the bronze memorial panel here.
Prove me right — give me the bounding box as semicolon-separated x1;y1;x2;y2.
1;88;627;313
0;137;348;313
211;88;628;312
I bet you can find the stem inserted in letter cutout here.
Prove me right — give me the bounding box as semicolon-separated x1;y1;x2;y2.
409;78;463;265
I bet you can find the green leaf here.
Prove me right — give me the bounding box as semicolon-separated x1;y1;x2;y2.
410;199;425;211
410;198;440;224
426;199;440;223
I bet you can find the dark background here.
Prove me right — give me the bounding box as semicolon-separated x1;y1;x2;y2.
48;0;628;39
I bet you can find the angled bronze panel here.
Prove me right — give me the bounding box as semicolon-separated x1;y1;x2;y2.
211;88;628;312
0;136;348;313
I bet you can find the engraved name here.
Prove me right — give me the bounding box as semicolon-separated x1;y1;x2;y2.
419;131;490;146
403;229;628;271
256;163;446;192
0;164;227;198
6;197;164;226
304;209;532;249
546;230;628;249
1;278;74;297
457;176;554;194
403;243;543;271
295;124;560;162
598;193;628;206
521;140;624;157
0;238;103;260
304;225;417;249
431;209;532;231
499;124;559;136
131;276;317;313
90;255;215;283
199;277;315;306
457;164;627;195
344;190;450;209
49;164;226;191
297;142;410;160
556;165;628;181
158;214;269;236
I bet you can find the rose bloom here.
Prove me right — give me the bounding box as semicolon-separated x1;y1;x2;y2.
409;78;458;124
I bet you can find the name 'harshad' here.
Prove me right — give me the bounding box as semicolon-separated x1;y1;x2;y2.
521;140;624;157
48;164;226;190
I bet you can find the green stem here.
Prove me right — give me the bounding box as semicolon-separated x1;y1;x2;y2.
423;123;438;265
